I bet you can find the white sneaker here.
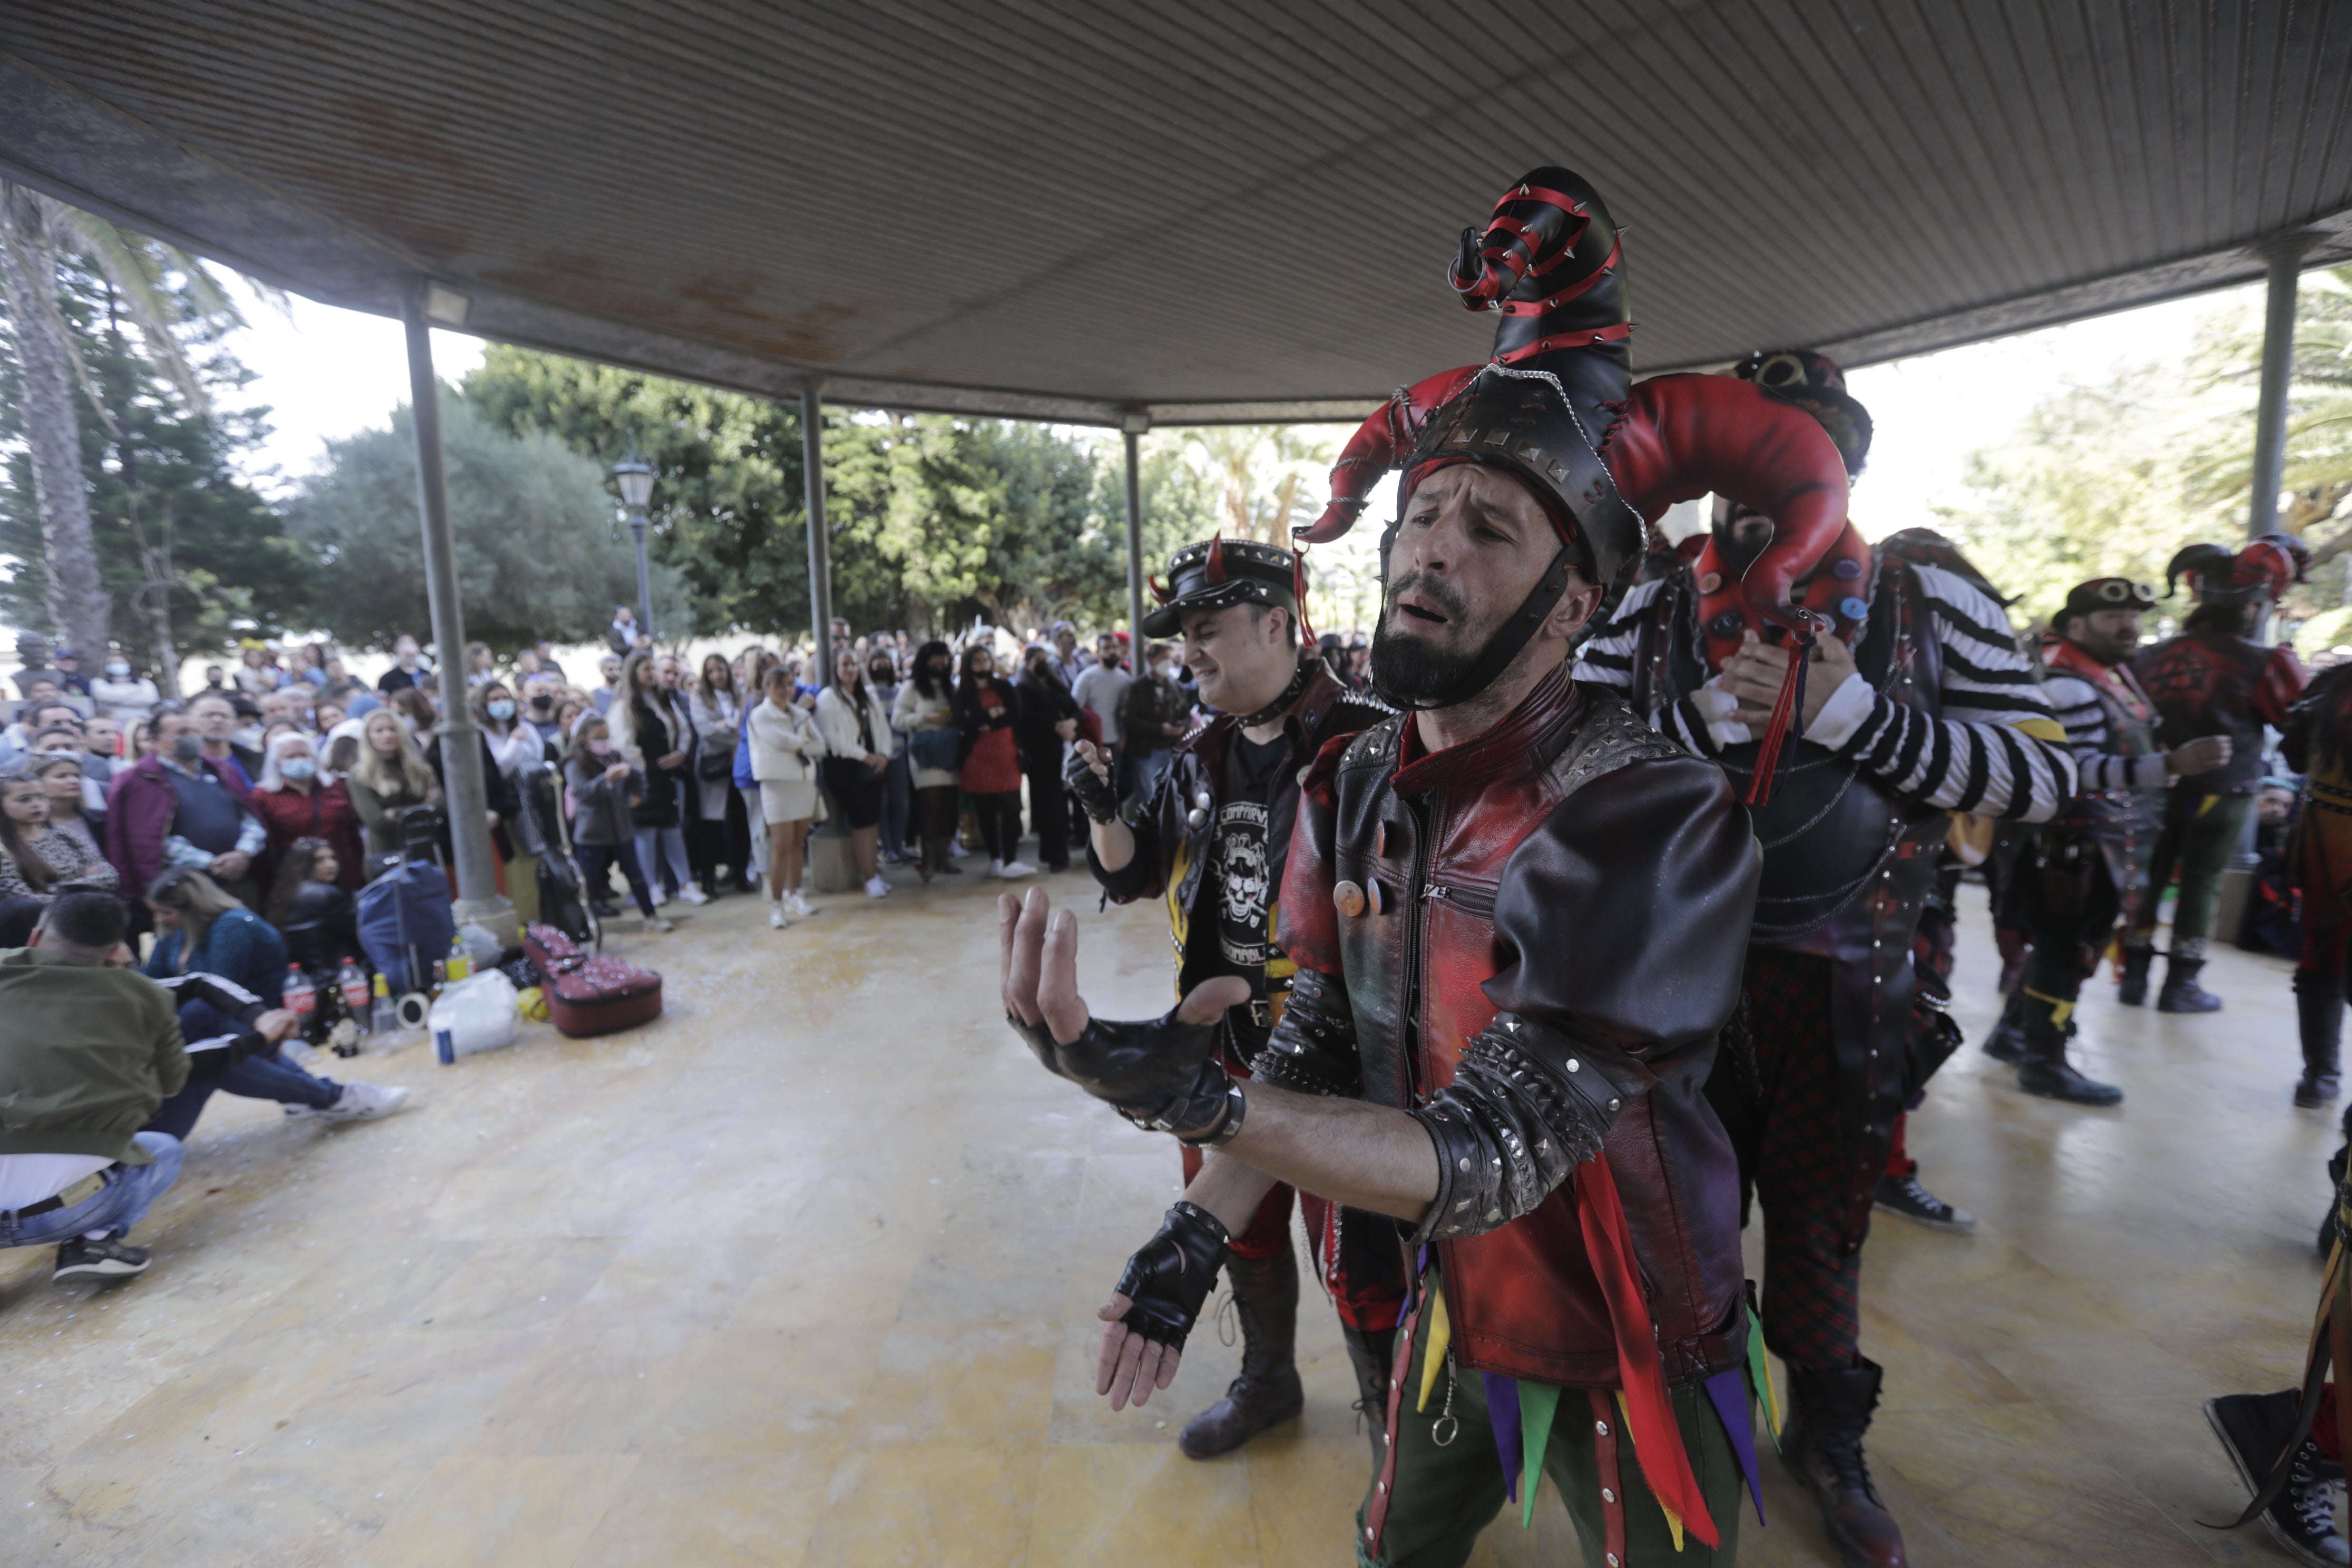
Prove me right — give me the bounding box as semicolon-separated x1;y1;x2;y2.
678;885;709;906
864;875;890;898
997;859;1036;879
946;841;968;859
313;1081;411;1122
769;901;789;929
648;885;668;908
787;893;815;918
644;915;674;933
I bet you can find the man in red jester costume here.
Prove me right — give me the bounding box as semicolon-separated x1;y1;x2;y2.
1005;165;1898;1566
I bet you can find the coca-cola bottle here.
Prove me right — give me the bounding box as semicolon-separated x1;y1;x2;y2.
338;958;370;1016
283;964;317;1022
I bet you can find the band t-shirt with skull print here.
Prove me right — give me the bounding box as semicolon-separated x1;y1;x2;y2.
1187;730;1292;1001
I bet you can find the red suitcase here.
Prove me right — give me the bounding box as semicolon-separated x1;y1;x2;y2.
523;924;664;1038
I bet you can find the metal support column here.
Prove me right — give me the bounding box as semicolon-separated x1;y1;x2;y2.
1122;415;1150;643
403;289;513;942
802;381;833;687
2249;231;2314;538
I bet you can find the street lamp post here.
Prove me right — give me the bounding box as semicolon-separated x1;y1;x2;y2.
612;453;656;641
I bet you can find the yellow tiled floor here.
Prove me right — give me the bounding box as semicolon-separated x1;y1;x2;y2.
0;868;2333;1565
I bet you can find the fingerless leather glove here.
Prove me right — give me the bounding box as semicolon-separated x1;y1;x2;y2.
1114;1201;1230;1352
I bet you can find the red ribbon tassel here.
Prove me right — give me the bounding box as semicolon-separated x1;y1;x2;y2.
1742;630;1815;807
1575;1156;1719;1548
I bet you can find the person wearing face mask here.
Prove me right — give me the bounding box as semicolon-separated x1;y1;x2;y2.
565;712;669;930
953;643;1033;879
104;710;265;913
1013;646;1080;874
893;640;966;883
89;653;159;728
249;731;365;897
864;652;914;869
1118;640;1192;811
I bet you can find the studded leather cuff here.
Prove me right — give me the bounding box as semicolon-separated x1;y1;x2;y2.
1405;1013;1644;1243
1249;966;1360;1097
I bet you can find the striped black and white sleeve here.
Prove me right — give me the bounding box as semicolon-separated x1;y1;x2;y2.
1573;579;1732;755
2042;673;2169;793
1807;564;2074;821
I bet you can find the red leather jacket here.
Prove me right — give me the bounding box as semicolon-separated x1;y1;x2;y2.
1265;667;1760;1386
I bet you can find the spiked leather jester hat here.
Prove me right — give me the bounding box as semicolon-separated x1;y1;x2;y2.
2164;533;2310;605
1299;171;1851;650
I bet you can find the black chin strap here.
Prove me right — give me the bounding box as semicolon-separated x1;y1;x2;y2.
1375;543;1577;713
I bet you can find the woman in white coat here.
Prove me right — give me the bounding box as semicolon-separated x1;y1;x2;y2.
748;663;825;928
813;649;896;900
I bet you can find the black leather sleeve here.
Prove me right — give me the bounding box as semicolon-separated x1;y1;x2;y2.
1404;753;1760;1243
1249;966;1360;1097
1405;1012;1647;1241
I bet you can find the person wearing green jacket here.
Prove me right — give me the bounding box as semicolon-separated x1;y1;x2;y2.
0;893;190;1282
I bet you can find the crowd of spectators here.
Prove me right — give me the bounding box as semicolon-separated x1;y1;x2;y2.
0;607;1378;1289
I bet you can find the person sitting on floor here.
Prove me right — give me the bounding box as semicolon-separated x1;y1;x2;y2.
140;868;409;1133
0;893;191;1283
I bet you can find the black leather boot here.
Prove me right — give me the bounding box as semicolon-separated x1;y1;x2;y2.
2296;970;2344;1108
2116;944;2154;1006
2158;954;2223;1013
1782;1357;1908;1568
1340;1322;1396;1466
1981;990;2027;1063
1179;1249;1304;1459
2014;986;2123;1105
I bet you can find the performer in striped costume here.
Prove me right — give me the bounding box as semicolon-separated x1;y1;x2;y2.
1574;348;2071;1568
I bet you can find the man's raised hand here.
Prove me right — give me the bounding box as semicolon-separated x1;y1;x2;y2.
998;888;1248;1111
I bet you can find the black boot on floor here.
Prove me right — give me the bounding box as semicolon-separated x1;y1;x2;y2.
1339;1322;1396;1467
2206;1389;2351;1567
2116;943;2154;1006
1782;1356;1909;1568
2015;990;2123;1106
1981;990;2028;1063
2158;953;2224;1013
2296;969;2345;1108
1179;1250;1304;1460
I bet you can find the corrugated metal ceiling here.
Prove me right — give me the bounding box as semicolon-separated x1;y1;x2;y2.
4;0;2350;424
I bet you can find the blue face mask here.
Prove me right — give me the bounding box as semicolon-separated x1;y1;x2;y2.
487;700;516;721
280;758;318;782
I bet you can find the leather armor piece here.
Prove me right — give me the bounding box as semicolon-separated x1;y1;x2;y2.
1114;1201;1231;1354
1006;1005;1222;1129
1407;1013;1646;1243
1250;965;1361;1097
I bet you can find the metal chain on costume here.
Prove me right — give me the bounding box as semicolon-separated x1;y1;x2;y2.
1432;1349;1461;1446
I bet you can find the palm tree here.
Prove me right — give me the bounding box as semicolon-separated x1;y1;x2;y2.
0;182;253;663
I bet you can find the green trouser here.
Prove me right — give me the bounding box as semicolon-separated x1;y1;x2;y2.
1359;1279;1747;1567
2134;790;2252;948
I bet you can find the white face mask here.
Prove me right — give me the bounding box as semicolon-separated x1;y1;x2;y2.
105;661;130;678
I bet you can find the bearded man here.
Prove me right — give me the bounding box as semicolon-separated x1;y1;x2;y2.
1007;165;1863;1565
